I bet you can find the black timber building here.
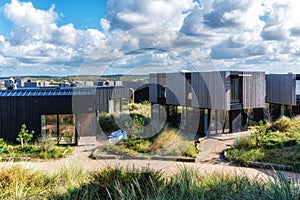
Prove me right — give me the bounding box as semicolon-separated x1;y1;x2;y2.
0;86;130;144
149;71;266;137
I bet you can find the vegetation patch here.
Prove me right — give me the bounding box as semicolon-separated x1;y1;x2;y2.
1;166;299;199
0;125;72;160
95;128;199;159
97;103;199;159
226;117;300;171
0;141;72;160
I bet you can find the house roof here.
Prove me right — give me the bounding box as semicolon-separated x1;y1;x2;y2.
0;88;96;97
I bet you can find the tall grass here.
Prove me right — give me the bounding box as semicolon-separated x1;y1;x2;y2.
0;165;89;199
0;165;299;199
227;117;300;170
96;128;199;158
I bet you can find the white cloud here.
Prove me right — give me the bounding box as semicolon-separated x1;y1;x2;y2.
0;0;106;76
104;0;198;31
179;0;300;73
1;0;300;76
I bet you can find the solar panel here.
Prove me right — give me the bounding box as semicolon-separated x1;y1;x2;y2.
0;88;96;97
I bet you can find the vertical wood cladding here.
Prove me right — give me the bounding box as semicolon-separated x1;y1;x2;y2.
266;74;296;106
166;73;187;105
242;72;266;109
149;74;159;103
150;71;265;110
191;71;228;110
0;87;130;142
94;87;131;112
0;95;80;142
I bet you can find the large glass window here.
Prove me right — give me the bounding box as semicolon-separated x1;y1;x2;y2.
231;77;242;103
41;114;75;144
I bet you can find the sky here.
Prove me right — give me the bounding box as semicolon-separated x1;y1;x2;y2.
0;0;300;76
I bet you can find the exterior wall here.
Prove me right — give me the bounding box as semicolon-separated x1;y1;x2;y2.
166;73;187;106
242;72;266;109
266;74;296;106
191;71;228;110
229;110;248;132
94;87;131;113
76;113;97;145
149;71;266;135
149;74;159;103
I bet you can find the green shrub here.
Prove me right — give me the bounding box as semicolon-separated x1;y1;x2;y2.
184;144;199;158
119;138;151;153
226;148;265;165
16;124;34;149
98;112;119;133
233;136;256;149
269;116;292;132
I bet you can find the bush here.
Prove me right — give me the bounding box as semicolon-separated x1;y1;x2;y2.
233;136;256;149
98;112;119;133
269;116;292;132
119;139;151;153
16;124;34;149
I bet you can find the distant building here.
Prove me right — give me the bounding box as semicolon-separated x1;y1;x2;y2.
24;79;49;88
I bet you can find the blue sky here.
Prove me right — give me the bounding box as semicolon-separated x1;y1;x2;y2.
0;0;107;36
0;0;300;76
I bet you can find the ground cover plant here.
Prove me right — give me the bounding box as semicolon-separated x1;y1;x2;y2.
0;138;72;160
0;125;72;160
226;116;300;171
0;165;299;199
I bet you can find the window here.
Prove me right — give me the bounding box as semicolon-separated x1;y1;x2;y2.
230;77;242;103
41;114;75;144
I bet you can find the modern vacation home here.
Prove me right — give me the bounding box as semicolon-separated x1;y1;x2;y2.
149;71;266;138
0;86;130;145
3;72;300;145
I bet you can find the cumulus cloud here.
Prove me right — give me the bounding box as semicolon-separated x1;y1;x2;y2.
104;0;198;31
1;0;300;76
0;0;106;75
179;0;300;73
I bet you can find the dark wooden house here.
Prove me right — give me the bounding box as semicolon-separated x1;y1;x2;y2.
0;86;130;144
266;73;300;119
149;71;265;137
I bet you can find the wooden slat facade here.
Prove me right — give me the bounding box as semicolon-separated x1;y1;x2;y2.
0;95;94;142
166;73;187;105
266;74;296;106
150;71;265;110
94;86;131;112
0;87;130;143
149;74;159;103
191;71;228;110
242;72;266;109
149;71;265;135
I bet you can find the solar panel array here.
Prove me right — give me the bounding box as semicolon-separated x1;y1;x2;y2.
0;88;96;97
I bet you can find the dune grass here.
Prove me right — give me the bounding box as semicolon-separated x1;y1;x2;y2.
96;128;199;158
0;165;299;199
226;117;300;171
